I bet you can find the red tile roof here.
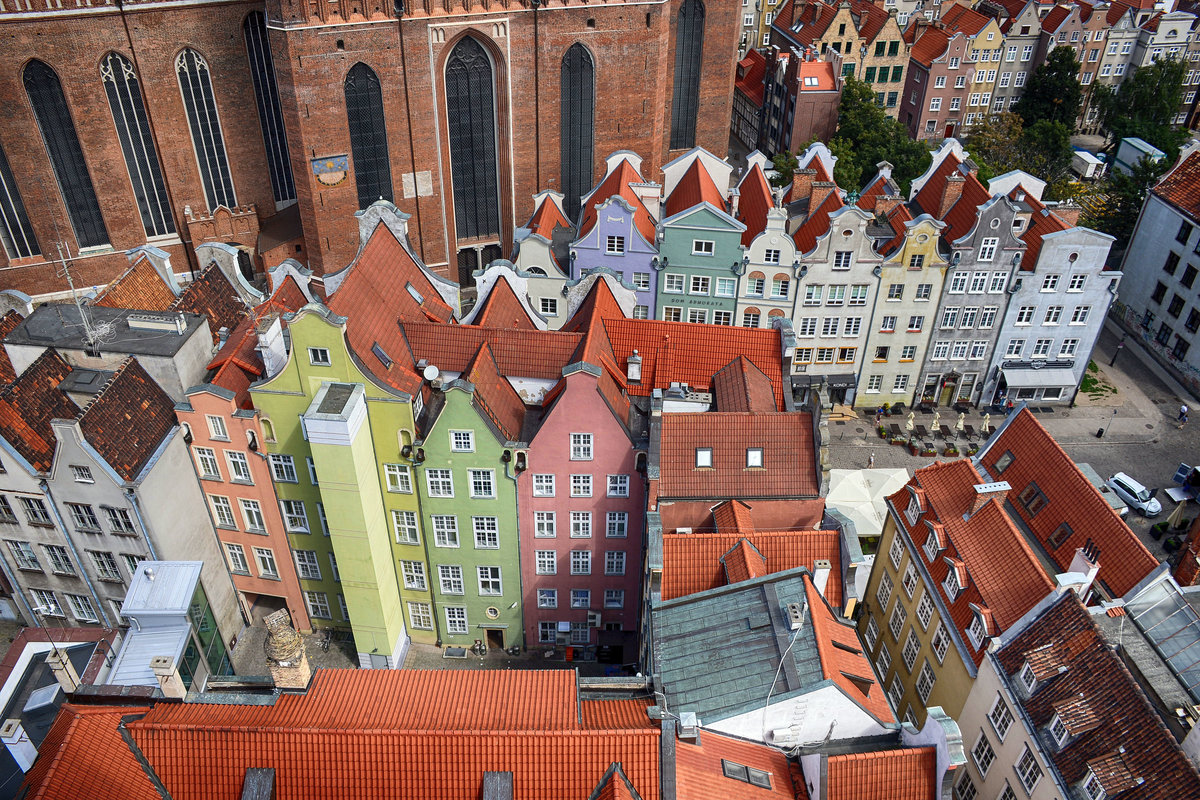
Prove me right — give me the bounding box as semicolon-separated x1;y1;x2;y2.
880;202;914;255
526;194;571;241
171;265;248;345
735;49;768;107
78;358;178;481
850;0;892;43
942;2;991;35
661;528;841;603
660;499;827;534
1153;150;1200;223
913;150;965;219
579;158;658;243
909;25;951;67
580;699;655;730
825;747;938;800
0;349;78;472
1016;190;1070;270
659;412;818;500
736;163;776;246
675;729;807;800
664;157;727;219
21;704;158;800
461;343;526;443
892;459;1054;659
805;576;896;724
400;321;583;381
713;499;756;533
798;60;838;92
978;408;1159;597
601;318;785;406
93;256;177;311
721;538;768;584
782;0;838;47
995;594;1200;800
471;275;539;330
0;310;24;385
1041;4;1071;31
712;356;777;412
793;188;846;254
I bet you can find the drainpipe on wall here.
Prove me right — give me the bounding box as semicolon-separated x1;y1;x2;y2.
40;480;112;627
123;489;159;561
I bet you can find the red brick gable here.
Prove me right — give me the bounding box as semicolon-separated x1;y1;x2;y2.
0;310;24;385
78;358;177;482
0;349;79;472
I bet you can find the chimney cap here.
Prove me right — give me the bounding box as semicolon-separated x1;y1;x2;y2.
973;481;1011;495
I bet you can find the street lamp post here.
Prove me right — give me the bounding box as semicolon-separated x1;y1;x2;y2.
1098;408;1118;438
1110;336;1125;367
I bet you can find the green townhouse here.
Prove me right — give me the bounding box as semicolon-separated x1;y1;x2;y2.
412;342;524;651
248;207;463;667
655;149;747;325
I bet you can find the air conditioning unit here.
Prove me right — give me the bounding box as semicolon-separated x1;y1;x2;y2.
587;611;602;628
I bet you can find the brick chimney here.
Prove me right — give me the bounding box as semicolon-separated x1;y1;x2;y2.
791;168;817;201
938;173;966;220
875;194;904;217
809;181;837;213
263;608;312;690
44;648;81;694
969;481;1010;515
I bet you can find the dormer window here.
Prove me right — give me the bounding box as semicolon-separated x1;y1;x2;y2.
905;492;922;526
746;448;764;468
1049;713;1069;746
923;530;940;561
1019;662;1038;693
1082;769;1107;800
942;563;962;601
695;448;713;468
967;613;987;649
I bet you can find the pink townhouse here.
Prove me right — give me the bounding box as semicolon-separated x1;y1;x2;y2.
519;362;646;652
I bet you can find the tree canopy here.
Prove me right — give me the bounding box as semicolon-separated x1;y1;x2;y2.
1093;57;1189;159
965;112;1075;198
769;151;799;188
1083;156;1169;254
1012;46;1083;128
828;77;931;195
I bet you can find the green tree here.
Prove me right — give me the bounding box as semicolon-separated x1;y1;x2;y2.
966;112;1074;195
1083;156;1169;252
1094;57;1188;159
770;151;799;188
829;77;931;194
1012;46;1083;127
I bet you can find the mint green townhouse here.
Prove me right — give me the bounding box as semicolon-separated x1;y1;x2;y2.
412;342;525;651
654;149;745;325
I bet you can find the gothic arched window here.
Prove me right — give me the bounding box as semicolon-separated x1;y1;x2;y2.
176;49;237;211
560;43;595;222
23;59;108;249
244;12;296;205
670;0;706;150
0;143;39;260
446;36;500;240
344;63;393;208
101;52;174;238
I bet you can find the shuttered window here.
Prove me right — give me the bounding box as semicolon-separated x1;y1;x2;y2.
560;43;595;222
344;62;393;209
176;49;237;211
0;143;38;259
101;52;174;238
24;60;108;249
446;36;500;240
670;0;705;150
244;11;295;205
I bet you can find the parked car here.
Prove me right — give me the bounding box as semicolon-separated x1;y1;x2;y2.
1106;472;1162;516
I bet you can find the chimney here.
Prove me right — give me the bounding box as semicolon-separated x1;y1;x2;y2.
1051;202;1081;227
938;173;966;220
970;481;1011;515
150;656;187;699
875;194;904;217
482;772;514;800
791;168;817;201
263;608;311;690
1062;540;1101;600
813;559;832;597
44;648;81;694
240;768;276;800
809;181;837;213
876;160;894;181
627;350;642;383
255;314;288;379
0;720;37;772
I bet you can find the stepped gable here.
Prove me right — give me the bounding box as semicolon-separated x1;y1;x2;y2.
92;255;176;311
77;358;176;482
0;349;78;472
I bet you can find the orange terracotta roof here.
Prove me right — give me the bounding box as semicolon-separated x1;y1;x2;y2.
1107;0;1134;24
942;174;992;242
664;158;727;219
675;729;806;800
21;704;158;800
172;265;248;344
461;342;526;443
526;194;571;241
850;0;892;43
0;310;23;385
712;499;756;533
580;698;655;730
1153;151;1200;223
471;275;539;330
78;358;177;481
856;171;892;211
805;576;896;724
661;529;842;603
736;163;776;246
782;0;838;47
1014;190;1070;270
942;2;991;35
826;747;937;800
793;189;846;253
659;412;819;500
913;151;965;219
721;538;768;584
593;764;642;800
661;499;827;535
0;349;78;472
880;202;915;255
909;25;951;67
1143;10;1161;30
797;60;837;92
601;318;784;406
978;408;1159;597
712;356;777;412
1041;4;1071;30
735;49;768;107
579;158;657;243
400;321;583;381
93;256;177;311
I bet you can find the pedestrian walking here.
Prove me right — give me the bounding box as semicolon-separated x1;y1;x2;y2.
1179;404;1189;422
868;452;875;469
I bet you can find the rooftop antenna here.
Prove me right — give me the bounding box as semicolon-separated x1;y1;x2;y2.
53;241;114;350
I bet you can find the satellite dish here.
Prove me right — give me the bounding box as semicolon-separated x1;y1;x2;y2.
422;364;439;382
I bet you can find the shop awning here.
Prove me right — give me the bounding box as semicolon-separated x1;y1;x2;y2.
1001;368;1077;388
